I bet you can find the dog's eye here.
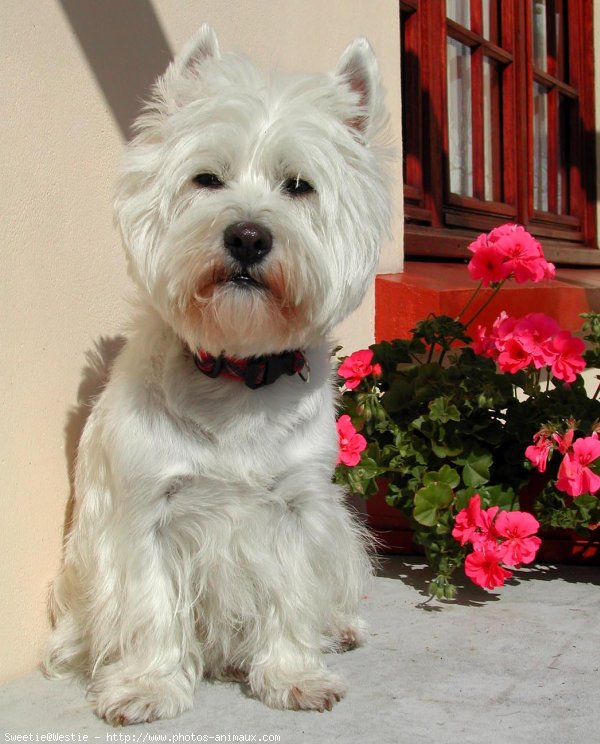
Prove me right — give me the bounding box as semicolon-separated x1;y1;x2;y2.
193;173;224;189
283;178;314;197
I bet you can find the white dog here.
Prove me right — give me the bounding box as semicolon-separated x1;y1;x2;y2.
43;25;392;725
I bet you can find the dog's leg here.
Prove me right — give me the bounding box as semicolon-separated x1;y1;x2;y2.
246;479;371;711
46;533;200;726
248;625;348;712
44;411;202;725
85;524;202;726
322;488;375;654
90;659;197;726
43;568;92;678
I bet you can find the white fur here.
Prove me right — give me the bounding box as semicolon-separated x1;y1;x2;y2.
43;25;392;725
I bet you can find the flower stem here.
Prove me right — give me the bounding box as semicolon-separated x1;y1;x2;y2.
417;594;437;608
592;380;600;401
462;279;506;330
455;280;483;322
426;342;436;365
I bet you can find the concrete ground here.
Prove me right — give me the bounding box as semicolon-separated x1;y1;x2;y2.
1;557;599;744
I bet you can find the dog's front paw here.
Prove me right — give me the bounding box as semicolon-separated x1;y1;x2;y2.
90;670;194;725
288;673;347;712
322;617;368;653
337;621;367;652
253;669;347;712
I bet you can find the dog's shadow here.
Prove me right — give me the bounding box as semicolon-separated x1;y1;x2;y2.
62;336;126;543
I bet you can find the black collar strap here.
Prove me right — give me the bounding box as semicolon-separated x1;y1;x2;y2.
193;349;308;389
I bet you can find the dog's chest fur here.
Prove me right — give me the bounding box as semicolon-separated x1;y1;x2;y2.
92;312;337;508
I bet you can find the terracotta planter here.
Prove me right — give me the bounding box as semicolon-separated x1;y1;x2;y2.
365;482;423;556
519;473;600;565
366;477;600;565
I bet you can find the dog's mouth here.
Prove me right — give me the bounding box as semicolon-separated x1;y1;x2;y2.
225;272;266;290
194;266;272;301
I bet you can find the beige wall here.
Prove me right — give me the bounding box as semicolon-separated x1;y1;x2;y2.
0;1;403;683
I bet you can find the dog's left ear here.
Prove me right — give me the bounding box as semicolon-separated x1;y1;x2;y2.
334;38;383;135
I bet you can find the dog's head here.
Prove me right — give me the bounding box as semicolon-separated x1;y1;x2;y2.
115;25;392;357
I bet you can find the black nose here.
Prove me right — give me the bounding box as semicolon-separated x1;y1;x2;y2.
224;222;273;266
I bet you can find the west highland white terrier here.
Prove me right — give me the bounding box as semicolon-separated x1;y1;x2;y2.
43;24;392;725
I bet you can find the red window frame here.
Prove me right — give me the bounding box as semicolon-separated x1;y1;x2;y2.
401;0;597;264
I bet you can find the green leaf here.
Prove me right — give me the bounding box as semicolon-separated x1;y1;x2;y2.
462;452;492;487
413;482;454;527
365;441;381;462
381;379;416;414
370;338;418;369
574;493;599;510
573;494;600;522
412;315;471;350
423;465;460;489
431;435;463;458
429;397;461;423
385;484;414;511
341;456;384;498
454;488;474;511
352;456;384;482
394;429;419;457
411;415;426;432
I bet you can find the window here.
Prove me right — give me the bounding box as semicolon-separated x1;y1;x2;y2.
401;0;597;263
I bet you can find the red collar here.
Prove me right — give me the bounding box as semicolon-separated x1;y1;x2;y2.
193;349;308;389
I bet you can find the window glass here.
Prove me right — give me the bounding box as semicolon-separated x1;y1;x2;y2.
447;38;473;197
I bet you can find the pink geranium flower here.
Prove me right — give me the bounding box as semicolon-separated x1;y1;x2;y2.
489;224;556;283
473;309;585;384
338;349;379;390
526;425;578;475
553;427;575;455
452;494;498;548
467;236;510;287
525;433;553;473
336;415;367;467
549;332;586;383
494;511;541;566
493;313;558;372
497;337;533;374
452;495;483;546
465;545;513;590
454;495;541;590
474;312;512;361
468;224;555;287
515;313;561;368
491;311;516;347
556;436;600;497
472;325;497;358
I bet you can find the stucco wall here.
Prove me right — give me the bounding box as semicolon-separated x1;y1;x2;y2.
0;1;403;683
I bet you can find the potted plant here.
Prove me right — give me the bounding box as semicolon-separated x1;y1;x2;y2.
335;224;600;599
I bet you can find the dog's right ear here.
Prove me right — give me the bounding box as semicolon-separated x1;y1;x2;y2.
129;26;220;139
152;24;220;114
170;24;221;78
334;37;385;138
